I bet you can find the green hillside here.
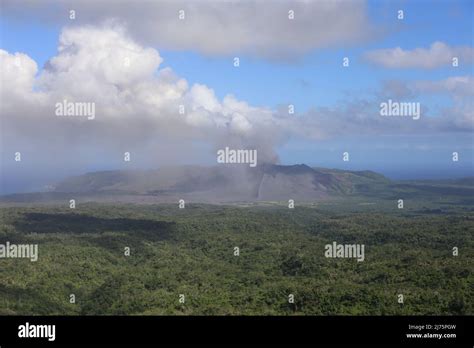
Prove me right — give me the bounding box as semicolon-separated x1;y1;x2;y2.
0;197;472;315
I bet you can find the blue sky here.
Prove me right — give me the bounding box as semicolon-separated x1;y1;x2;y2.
0;0;473;193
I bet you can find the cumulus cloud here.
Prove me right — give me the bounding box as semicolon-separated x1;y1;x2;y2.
364;41;474;69
0;50;41;105
1;24;472;191
1;24;287;169
1;0;375;59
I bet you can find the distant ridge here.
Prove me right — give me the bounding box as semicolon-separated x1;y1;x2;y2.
29;164;387;203
2;165;473;205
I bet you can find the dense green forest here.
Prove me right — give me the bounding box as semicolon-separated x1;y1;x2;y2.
0;197;472;315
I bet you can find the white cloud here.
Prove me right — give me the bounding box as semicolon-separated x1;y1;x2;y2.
188;84;221;114
413;76;474;97
1;25;472;182
364;41;474;69
413;76;474;131
0;50;42;107
1;24;286;166
2;0;375;59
